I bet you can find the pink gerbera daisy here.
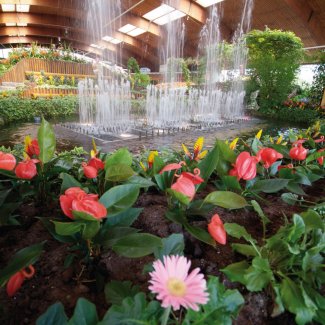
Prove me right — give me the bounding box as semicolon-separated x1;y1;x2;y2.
149;255;209;311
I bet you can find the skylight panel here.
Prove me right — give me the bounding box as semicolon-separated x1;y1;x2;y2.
5;22;16;26
17;23;28;27
143;4;174;21
16;4;30;12
154;10;186;25
102;36;113;42
127;27;145;37
1;4;15;12
110;39;122;44
195;0;224;8
118;24;136;34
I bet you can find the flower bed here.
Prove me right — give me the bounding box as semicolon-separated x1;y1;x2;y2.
0;119;324;324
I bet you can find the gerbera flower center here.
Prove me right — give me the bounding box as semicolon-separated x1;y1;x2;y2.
167;278;186;297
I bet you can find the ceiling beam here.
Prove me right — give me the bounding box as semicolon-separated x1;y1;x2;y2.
284;0;325;45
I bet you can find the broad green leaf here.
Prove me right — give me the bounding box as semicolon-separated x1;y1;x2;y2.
81;221;100;240
105;164;134;182
216;140;237;162
152;155;165;175
280;278;315;325
36;302;68;325
0;242;45;286
220;176;241;191
126;175;155;188
271;284;285;317
221;261;250;284
250;179;289;193
53;221;83;236
69;298;98;325
153;234;185;260
183;276;244;325
112;233;162;258
300;210;324;231
232;243;258;257
154;172;174;191
105;208;142;227
203;191;248;209
105;148;132;168
39;218;75;244
281;192;299;205
251;200;270;225
38;117;56;163
167;188;190;206
59;173;82;193
197;144;219;190
287;214;305;242
286;182;306;195
306;150;325;164
101;293;162;325
100;184;139;213
73;211;99;222
104;281;140;305
224;223;255;242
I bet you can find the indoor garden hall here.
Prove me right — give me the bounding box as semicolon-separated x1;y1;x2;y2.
0;0;325;324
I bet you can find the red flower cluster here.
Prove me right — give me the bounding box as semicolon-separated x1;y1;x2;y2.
257;148;283;168
6;265;35;297
208;214;226;245
82;157;104;179
229;152;258;180
60;187;107;219
289;143;308;160
25;138;40;157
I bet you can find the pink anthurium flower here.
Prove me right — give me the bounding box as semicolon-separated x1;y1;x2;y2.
15;158;38;179
208;214;226;245
159;161;185;174
289;143;308;161
229;151;258;181
82;157;104;179
317;148;325;165
257;148;283;168
181;168;204;185
0;151;16;171
171;175;196;201
6;265;35;297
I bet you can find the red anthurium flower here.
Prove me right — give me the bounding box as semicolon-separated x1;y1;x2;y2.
60;187;106;219
289;144;308;161
181;168;204;185
0;151;16;170
15;159;38;179
292;138;307;145
317;149;325;166
314;136;325;144
229;152;258;181
88;157;104;170
278;163;294;171
171;175;196;201
208;214;226;245
82;163;98;179
159;161;185;174
257;148;283;168
6;265;35;297
24;136;40;157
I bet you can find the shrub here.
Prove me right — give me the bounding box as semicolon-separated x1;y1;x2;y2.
246;28;303;109
309;60;325;105
0;96;77;124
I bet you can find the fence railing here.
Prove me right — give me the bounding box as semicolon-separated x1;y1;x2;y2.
0;58;94;84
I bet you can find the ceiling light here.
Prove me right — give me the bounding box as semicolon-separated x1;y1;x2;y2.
127;27;146;37
17;23;27;27
5;22;16;26
110;38;122;44
1;4;15;12
154;10;186;25
143;4;174;21
195;0;224;8
118;24;136;34
19;34;26;37
102;35;113;42
16;4;30;12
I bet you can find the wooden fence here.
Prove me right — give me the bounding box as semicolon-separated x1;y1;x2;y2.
0;58;94;84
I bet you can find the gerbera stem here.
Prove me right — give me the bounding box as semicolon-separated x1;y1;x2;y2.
161;306;171;325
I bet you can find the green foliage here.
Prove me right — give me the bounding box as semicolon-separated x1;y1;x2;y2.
0;95;77;124
127;57;140;73
246;28;303;109
309;62;325;105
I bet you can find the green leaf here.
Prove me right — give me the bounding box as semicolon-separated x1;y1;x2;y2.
59;173;82;193
203;191;248;209
105;208;142;227
183;276;244;325
95;226;139;248
105;148;132;169
300;210;324;231
197;144;219;190
287;214;305;242
112;233;162;258
286;182;306;195
220;176;241;191
250;179;289;193
232;244;258;257
38;117;56;163
101;293;162;325
53;221;83;236
221;261;250;284
39;218;75;243
104;281;140;305
281;192;299;205
154;172;174;191
69;298;98;325
105;164;134;182
152;155;165;175
0;242;45;286
244;257;273;291
0;188;11;206
224;223;255;242
251;200;270;225
73;211;99;222
126;175;155;188
306;150;325;163
36;302;68;325
280;278;315;325
81;221;100;240
100;184;139;213
154;234;185;260
167;188;190;206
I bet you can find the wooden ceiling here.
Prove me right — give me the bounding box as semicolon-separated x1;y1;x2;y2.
0;0;324;70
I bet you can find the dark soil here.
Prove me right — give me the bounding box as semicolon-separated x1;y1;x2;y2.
1;179;325;325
